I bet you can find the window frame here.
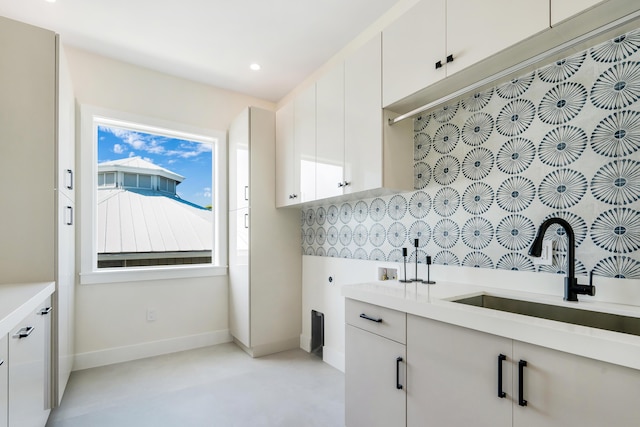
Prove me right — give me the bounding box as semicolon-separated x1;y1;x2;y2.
79;104;227;284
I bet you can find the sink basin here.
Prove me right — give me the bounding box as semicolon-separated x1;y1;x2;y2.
452;294;640;337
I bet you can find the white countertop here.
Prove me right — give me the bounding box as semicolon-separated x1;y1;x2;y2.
0;281;55;337
342;280;640;371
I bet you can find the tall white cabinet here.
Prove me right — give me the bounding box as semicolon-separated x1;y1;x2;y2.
0;15;75;416
229;107;302;357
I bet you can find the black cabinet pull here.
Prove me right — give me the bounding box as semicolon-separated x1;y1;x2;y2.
13;326;34;339
38;307;52;315
66;169;74;190
518;360;528;406
66;205;73;226
446;54;454;63
498;354;506;398
396;357;403;390
359;313;382;323
435;60;443;69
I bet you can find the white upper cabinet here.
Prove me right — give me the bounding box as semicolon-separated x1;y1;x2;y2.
276;85;316;208
344;33;384;195
294;85;317;204
551;0;606;25
382;0;446;107
383;0;549;107
275;102;295;207
446;0;549;76
316;63;345;200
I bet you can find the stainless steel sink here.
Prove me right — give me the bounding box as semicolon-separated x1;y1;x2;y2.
452;294;640;337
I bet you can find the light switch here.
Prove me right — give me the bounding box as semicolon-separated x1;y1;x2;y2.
533;240;553;265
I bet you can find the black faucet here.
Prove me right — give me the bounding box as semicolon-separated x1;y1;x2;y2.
529;217;595;302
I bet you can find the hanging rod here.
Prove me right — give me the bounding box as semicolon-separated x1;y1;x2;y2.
388;10;640;126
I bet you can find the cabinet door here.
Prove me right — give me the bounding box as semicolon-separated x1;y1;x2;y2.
382;0;446;107
275;101;295;207
9;304;50;427
346;325;406;427
56;193;75;404
316;63;345;200
229;108;250;211
446;0;549;76
513;340;640;427
406;316;512;427
551;0;606;25
344;34;383;195
294;85;317;203
0;335;7;427
229;207;250;347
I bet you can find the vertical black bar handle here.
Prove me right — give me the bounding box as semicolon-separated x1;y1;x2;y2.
518;360;528;406
396;357;403;390
498;354;507;398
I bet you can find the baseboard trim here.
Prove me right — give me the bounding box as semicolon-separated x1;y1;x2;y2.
235;336;301;358
299;334;311;352
73;329;232;371
322;345;345;373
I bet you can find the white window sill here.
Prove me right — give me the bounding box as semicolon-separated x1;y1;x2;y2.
80;265;227;285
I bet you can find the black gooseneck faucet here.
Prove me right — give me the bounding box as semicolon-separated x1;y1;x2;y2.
529;217;595;302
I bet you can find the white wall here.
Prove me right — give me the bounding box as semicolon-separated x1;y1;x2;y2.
65;46;276;369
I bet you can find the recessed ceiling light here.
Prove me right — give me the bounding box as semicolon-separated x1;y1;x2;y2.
250;63;261;71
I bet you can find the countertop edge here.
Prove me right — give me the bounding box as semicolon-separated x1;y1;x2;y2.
342;281;640;371
0;282;56;337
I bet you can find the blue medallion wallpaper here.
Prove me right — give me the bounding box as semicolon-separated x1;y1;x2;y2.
301;28;640;280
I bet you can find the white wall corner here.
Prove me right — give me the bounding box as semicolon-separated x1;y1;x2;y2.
322;346;345;373
73;329;232;371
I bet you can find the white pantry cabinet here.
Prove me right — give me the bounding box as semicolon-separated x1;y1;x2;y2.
382;0;548;107
345;299;406;427
406;315;640;427
0;15;75;410
229;107;302;357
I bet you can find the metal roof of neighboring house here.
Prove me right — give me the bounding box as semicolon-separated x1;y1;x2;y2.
98;156;185;183
97;188;212;254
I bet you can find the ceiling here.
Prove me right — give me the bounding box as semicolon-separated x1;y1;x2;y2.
0;0;401;102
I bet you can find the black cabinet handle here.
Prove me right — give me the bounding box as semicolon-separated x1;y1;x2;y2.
518;360;528;406
66;206;73;226
13;326;34;339
359;313;382;323
435;60;443;69
38;307;52;315
498;354;506;398
446;54;454;63
66;169;74;190
396;357;403;390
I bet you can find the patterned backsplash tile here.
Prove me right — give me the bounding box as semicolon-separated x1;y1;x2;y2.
301;27;640;280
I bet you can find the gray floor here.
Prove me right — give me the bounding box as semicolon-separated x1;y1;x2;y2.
46;343;345;427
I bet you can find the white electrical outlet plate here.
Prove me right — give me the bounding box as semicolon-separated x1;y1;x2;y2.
146;308;157;322
533;240;553;265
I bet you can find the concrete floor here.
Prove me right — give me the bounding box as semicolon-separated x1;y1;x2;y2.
46;343;345;427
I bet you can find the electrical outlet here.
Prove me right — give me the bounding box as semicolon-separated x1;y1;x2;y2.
146;308;157;322
533;240;553;266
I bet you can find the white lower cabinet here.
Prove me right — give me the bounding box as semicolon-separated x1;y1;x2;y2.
406;315;512;427
405;314;640;427
8;299;51;427
512;340;640;427
345;300;406;427
0;335;7;427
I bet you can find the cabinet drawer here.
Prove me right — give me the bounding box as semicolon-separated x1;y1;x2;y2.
346;299;406;344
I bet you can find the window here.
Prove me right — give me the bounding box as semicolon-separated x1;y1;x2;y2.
80;105;227;284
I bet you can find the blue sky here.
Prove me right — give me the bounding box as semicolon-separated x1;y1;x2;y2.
98;125;213;207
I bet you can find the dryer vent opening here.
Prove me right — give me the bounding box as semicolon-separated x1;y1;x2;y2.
311;310;324;358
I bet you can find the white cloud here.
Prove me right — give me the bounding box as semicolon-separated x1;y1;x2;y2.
113;144;124;154
203;187;212;198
